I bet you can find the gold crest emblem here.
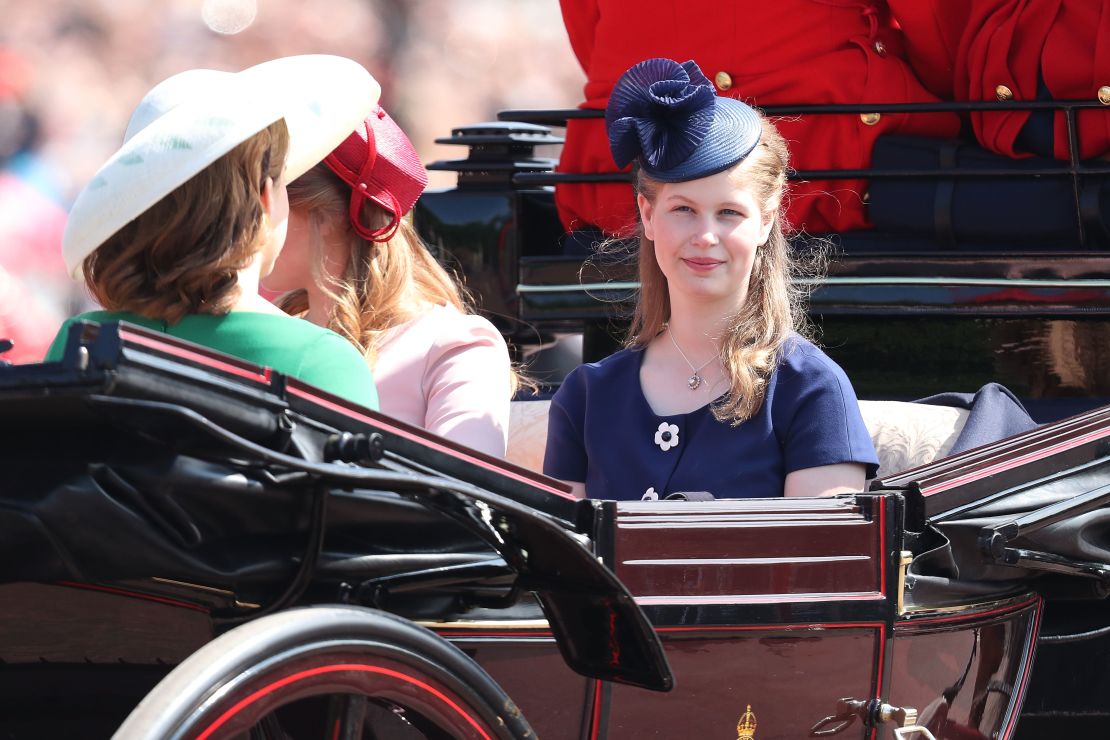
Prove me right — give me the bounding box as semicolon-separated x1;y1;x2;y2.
736;704;757;740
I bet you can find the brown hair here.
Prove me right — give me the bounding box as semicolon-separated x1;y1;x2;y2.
627;116;822;424
278;164;467;363
81;119;290;323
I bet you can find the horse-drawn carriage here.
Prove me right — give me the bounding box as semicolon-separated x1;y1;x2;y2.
404;93;1110;739
3;309;1110;739
5;47;1110;738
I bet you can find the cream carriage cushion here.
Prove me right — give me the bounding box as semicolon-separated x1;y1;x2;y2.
506;399;969;480
856;401;967;477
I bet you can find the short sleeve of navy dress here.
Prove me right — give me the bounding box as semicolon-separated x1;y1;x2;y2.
543;335;879;500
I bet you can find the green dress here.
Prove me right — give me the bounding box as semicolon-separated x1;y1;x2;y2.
45;310;379;410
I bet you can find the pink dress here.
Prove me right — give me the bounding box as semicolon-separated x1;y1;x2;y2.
373;304;512;458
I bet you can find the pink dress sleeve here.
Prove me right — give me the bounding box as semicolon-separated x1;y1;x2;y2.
374;306;512;458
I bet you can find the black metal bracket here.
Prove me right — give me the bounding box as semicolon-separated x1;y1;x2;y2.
978;480;1110;581
987;545;1110;582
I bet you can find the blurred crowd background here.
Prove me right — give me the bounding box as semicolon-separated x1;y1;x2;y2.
0;0;583;363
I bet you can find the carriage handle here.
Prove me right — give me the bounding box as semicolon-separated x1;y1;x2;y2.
809;699;924;737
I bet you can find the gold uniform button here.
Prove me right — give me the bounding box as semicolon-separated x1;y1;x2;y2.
714;71;733;91
874;40;887;56
860;112;881;126
1098;85;1110;105
995;84;1014;101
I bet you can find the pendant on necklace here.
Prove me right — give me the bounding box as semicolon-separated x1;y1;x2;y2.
688;374;703;391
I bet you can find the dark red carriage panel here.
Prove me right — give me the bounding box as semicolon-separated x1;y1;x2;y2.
605;625;879;739
613;498;883;599
590;498;893;739
0;582;215;738
887;595;1042;740
434;631;591;740
0;582;211;664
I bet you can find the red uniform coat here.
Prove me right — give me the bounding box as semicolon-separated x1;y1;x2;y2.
886;0;970;100
555;0;960;236
953;0;1110;160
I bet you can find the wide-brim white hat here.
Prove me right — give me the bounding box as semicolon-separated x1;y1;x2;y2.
62;54;381;277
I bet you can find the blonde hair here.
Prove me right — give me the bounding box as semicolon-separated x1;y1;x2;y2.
280;164;527;394
279;163;462;365
82;120;289;324
627;116;821;424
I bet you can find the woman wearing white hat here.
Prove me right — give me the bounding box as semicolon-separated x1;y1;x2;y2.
44;55;381;410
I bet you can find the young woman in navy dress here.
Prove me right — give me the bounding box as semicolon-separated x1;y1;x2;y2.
543;58;879;501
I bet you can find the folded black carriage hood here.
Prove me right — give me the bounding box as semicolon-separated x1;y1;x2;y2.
873;404;1110;606
0;320;673;692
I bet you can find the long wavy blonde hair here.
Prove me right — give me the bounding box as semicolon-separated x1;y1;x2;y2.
627;116;821;424
277;163;468;367
279;163;528;395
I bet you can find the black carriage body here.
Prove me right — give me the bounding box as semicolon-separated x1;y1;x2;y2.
3;325;1110;738
0;323;668;737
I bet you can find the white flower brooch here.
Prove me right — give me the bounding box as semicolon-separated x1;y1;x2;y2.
654;422;680;452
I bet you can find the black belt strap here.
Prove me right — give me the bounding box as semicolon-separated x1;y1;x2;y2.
934;141;960;248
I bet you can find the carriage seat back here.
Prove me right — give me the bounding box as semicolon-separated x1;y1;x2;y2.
506;399;969;481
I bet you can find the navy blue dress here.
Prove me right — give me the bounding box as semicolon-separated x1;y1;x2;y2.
543;335;879;500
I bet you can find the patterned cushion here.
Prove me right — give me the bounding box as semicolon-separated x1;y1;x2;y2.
506;399;553;473
857;400;968;478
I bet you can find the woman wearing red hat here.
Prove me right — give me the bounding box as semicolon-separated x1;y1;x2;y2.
267;107;516;458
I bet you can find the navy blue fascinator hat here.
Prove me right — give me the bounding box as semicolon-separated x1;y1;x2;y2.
606;58;761;183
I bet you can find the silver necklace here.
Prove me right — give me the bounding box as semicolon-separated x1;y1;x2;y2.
667;328;716;391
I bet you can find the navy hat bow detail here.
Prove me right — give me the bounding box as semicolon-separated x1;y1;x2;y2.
605;58;762;183
606;59;717;171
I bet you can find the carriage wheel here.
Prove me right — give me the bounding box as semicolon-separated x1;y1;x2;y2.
112;605;534;740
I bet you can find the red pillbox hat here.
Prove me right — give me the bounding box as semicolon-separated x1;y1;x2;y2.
324;105;428;242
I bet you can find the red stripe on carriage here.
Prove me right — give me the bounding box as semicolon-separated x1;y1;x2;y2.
896;594;1040;627
872;622;886;740
656;621;885;633
590;679;603;740
924;426;1110;495
879;497;887;596
287;385;577;500
195;663;492;740
56;581;208;613
437;622;886;636
437;630;554;637
634;592;884;605
122;332;273;385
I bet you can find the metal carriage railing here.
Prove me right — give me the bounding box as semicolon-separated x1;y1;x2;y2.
494;98;1110;247
413;98;1110;415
